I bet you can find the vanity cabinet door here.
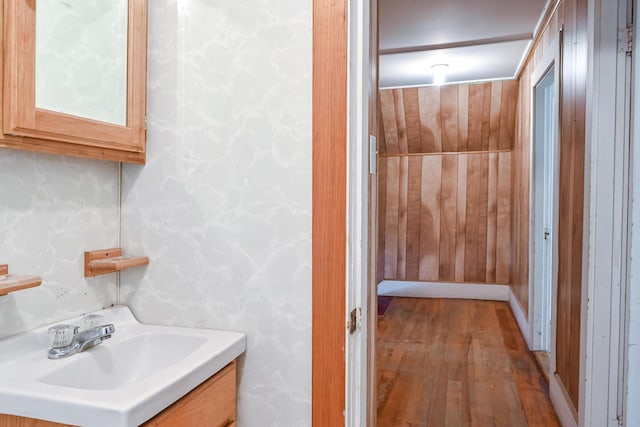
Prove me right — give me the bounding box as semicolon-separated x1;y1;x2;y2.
1;0;147;164
143;361;237;427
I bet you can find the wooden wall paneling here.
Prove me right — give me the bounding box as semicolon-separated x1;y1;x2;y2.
555;0;586;410
499;81;518;150
455;155;468;282
486;152;499;283
467;84;485;151
405;156;423;279
393;90;409;154
378;103;387;155
441;85;460;152
380;90;399;154
439;155;458;281
417;86;442;152
418;156;442;281
377;157;388;284
480;83;492;151
397;156;409;279
379;81;518;155
384;156;400;279
403;88;423;153
489;82;503;151
496;152;512;284
464;154;489;282
511;65;531;313
458;85;469;151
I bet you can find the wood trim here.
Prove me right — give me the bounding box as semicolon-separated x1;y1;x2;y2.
312;0;347;424
516;0;563;80
379;149;512;157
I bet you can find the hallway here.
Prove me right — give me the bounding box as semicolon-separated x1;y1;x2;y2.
376;298;559;426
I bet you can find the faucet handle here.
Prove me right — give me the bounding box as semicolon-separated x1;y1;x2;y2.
81;314;104;330
48;324;77;349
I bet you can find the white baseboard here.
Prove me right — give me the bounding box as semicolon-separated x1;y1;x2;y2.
377;280;510;301
508;289;532;349
550;374;578;427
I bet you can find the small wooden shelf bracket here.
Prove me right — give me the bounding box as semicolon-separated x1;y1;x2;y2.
84;248;149;277
0;264;42;296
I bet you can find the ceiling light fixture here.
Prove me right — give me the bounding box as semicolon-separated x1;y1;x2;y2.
431;64;449;86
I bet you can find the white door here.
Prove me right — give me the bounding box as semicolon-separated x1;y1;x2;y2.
345;0;375;425
531;63;558;352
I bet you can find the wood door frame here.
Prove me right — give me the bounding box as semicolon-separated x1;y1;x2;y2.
312;0;348;425
313;0;377;424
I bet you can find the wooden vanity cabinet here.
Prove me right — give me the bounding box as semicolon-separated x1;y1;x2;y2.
0;361;238;427
143;361;237;427
0;0;148;164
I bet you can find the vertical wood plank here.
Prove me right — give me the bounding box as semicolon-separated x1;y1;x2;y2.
377;156;388;283
380;90;399;154
417;86;443;152
467;84;484;151
394;89;409;154
405;156;423;280
489;82;503;151
439;155;458;281
384;157;400;279
499;80;518;150
486;153;499;282
458;84;469;151
480;83;492;151
397;156;409;279
455;155;468;282
441;85;459;152
403;88;423;153
419;156;442;281
465;154;489;282
378;102;387;155
496;152;511;284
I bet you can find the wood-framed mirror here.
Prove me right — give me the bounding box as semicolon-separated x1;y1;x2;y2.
2;0;147;159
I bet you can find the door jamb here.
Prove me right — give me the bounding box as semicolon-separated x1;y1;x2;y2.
528;39;560;359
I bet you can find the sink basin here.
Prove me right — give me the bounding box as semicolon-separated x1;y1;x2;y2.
0;306;246;426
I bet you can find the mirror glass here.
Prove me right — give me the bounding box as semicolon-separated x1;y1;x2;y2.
35;0;128;126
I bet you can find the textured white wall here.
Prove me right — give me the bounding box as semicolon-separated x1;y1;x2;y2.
0;150;119;339
120;1;312;426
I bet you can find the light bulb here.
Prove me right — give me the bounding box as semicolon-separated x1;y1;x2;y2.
431;64;449;86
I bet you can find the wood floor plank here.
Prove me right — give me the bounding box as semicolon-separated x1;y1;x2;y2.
377;298;560;427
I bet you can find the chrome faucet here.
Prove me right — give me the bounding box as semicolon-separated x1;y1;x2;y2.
48;321;115;360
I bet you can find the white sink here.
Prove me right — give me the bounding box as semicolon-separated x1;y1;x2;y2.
0;306;246;427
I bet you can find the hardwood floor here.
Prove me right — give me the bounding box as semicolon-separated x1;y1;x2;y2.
376;298;559;426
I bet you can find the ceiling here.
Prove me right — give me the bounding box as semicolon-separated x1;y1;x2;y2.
379;0;550;89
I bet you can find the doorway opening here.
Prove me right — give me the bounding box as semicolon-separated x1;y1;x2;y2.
531;62;558;355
